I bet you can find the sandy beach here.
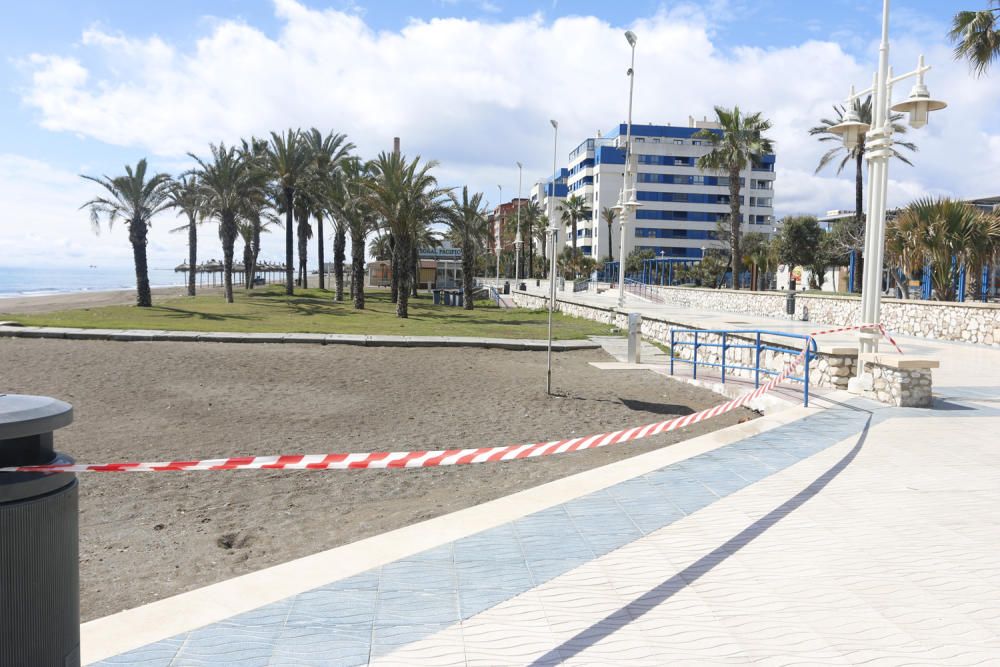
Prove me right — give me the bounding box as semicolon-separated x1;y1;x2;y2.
0;286;223;315
2;337;752;621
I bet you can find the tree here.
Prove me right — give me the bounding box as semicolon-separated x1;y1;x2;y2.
695;106;775;290
559;247;596;279
950;2;1000;76
559;194;590;252
810;95;917;280
305;129;354;294
446;186;489;310
601;207;617;262
367;151;446;318
332;159;376;309
624;248;655;274
189;143;263;303
166;176;203;297
521;201;543;278
741;231;768;291
237;137;275;290
776;216;823;288
265;129;313;295
81;159;172;307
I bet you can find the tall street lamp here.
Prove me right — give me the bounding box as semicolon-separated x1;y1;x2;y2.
616;30;639;309
496;184;503;286
515;161;523;282
547;119;559;395
826;0;945;391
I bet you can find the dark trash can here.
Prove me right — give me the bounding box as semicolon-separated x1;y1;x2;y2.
443;291;452;306
503;281;510;295
519;282;526;291
455;292;464;307
785;291;796;315
0;395;79;667
432;289;441;305
536;279;540;287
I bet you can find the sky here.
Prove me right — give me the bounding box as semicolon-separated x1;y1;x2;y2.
1;0;996;270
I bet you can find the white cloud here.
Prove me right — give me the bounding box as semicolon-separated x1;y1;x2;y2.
13;0;1000;269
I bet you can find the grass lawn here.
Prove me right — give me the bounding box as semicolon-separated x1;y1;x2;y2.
2;286;616;340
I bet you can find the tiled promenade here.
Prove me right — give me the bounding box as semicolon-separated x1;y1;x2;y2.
81;292;1000;665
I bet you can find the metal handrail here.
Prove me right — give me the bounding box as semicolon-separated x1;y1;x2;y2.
669;328;819;406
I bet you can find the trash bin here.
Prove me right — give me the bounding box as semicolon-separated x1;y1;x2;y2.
785;291;796;315
503;281;510;295
536;279;540;287
455;291;464;307
443;291;452;306
0;395;79;667
432;289;441;305
519;282;526;291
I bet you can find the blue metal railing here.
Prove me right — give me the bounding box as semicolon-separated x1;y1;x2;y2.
623;278;665;303
669;328;819;406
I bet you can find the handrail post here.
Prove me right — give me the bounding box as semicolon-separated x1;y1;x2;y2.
693;331;699;380
669;329;675;375
803;338;813;407
721;332;727;384
754;332;761;388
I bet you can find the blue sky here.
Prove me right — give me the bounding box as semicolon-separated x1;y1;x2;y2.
0;0;992;268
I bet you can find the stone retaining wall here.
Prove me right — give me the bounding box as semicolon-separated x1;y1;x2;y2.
512;291;857;390
859;362;933;408
636;285;1000;346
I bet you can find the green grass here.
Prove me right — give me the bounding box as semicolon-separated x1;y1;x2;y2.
2;286;617;340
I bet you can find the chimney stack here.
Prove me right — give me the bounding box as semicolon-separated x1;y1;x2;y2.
393;137;400;156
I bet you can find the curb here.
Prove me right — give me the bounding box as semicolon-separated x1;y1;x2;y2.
0;326;601;352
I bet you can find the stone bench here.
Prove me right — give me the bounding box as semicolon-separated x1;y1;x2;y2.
856;354;939;407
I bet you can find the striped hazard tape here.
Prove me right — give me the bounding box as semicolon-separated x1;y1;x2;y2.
0;323;901;474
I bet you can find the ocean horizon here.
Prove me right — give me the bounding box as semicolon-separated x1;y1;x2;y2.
0;265;186;299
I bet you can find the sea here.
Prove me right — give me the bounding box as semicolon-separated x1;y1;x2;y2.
0;266;186;299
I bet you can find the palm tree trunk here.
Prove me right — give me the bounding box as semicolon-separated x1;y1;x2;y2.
130;220;153;307
411;244;419;298
607;221;613;263
297;213;309;289
249;223;260;290
187;213;197;297
571;219;578;250
729;165;743;290
317;214;325;290
389;234;399;303
463;252;475;311
221;215;237;304
334;225;346;301
284;188;294;295
395;237;410;318
243;242;253;290
352;232;365;310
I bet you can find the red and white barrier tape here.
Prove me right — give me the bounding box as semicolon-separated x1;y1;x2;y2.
0;323;901;474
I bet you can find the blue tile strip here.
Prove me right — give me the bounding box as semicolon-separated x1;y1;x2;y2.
96;406;872;666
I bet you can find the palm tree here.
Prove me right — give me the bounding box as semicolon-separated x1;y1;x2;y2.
237;137;275;290
305;129;354;293
292;183;319;288
518;201;543;279
166;176;203;297
265;129;313;295
367;151;445;318
601;206;617;262
332;158;376;309
950;2;1000;76
446;186;489;310
81;159;172;307
369;233;391;261
896;198;986;300
810;96;917;276
189;143;262;303
695;106;775;289
559;194;590;251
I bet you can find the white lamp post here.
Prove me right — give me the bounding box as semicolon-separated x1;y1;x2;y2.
827;0;945;390
515;161;523;282
616;30;638;309
496;184;503;287
547;119;559;395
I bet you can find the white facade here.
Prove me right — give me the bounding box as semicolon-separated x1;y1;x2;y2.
537;117;777;262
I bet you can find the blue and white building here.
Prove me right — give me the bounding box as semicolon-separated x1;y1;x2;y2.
532;117;776;260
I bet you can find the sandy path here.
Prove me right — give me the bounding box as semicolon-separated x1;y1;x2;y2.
1;338;752;621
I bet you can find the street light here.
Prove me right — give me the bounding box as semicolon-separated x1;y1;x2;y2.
515;161;523;282
496;184;502;286
616;29;638;309
828;0;946;393
547;119;559;395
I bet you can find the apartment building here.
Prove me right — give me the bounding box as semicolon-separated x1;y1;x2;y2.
533;117;776;260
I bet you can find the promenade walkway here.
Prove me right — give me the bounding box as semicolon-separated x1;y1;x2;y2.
80;290;1000;665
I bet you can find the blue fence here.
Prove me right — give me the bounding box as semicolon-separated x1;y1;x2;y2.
669;328;818;407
